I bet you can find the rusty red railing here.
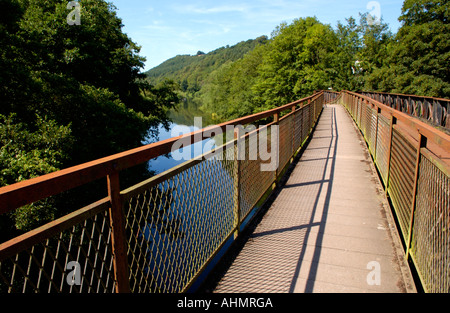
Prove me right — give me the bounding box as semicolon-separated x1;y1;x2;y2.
1;89;447;293
340;91;449;293
360;91;450;129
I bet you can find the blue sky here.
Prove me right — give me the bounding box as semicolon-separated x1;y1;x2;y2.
109;1;404;71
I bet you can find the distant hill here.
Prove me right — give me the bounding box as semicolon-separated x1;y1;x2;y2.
145;36;268;93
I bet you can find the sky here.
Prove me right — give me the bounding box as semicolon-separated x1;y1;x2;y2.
109;0;405;71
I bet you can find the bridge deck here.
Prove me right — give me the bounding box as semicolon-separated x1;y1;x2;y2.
212;104;417;293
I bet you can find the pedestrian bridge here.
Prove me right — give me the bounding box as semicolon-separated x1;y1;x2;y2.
0;91;448;293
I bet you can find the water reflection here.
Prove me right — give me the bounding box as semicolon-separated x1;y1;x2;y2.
143;100;217;174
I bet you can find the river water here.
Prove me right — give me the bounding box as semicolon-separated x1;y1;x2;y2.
138;104;234;292
144;101;217;174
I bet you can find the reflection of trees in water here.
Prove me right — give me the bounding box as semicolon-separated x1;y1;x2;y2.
126;156;236;292
169;98;215;127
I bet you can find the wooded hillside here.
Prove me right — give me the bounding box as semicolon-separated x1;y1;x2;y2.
147;0;449;122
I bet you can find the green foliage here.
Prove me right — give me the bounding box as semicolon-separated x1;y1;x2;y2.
0;114;73;234
151;0;449;121
199;44;267;120
199;17;340;120
364;0;449;97
146;36;269;95
0;114;73;186
252;18;338;110
168;15;398;122
0;0;178;237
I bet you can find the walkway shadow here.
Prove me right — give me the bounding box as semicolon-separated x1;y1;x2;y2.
289;106;338;292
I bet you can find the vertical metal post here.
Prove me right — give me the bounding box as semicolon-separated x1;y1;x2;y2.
405;134;427;260
313;99;316;123
358;98;362;127
107;171;130;293
273;112;280;189
233;129;241;239
291;106;296;160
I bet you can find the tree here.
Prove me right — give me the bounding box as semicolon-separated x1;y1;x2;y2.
365;0;449;97
333;17;363;91
0;0;177;237
357;13;394;91
0;114;73;237
251;17;338;111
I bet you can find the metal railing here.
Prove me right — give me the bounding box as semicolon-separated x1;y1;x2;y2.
340;91;450;293
360;91;450;129
0;90;339;293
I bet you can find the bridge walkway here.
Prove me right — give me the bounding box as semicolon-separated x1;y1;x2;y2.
211;104;417;293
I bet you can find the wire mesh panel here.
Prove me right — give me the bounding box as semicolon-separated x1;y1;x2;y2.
279;115;294;172
356;99;362;127
388;128;418;242
376;114;391;184
0;201;115;293
366;108;377;155
411;153;449;293
239;126;277;221
293;108;304;152
302;105;311;144
361;101;368;138
310;100;316;128
122;147;236;293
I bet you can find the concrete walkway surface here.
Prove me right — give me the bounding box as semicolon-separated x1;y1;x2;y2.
212;104;417;293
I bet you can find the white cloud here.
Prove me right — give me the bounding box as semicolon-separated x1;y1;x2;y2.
173;3;250;15
110;0;404;70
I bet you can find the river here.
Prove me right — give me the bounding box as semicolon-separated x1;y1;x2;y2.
137;101;263;292
137;102;234;292
143;100;218;174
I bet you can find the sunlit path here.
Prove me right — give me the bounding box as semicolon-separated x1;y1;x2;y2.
213;105;417;293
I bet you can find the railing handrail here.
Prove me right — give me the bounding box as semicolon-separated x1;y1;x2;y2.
0;91;324;215
1;89;447;293
358;90;450;129
359;90;450;104
342;90;450;158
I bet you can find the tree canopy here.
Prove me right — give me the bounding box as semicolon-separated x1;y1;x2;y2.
197;15;394;120
365;0;449;96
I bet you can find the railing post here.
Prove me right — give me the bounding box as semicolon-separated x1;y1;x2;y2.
405;134;427;260
107;171;131;293
299;102;304;146
358;97;362;127
233;129;241;239
273;112;280;189
291;105;296;160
